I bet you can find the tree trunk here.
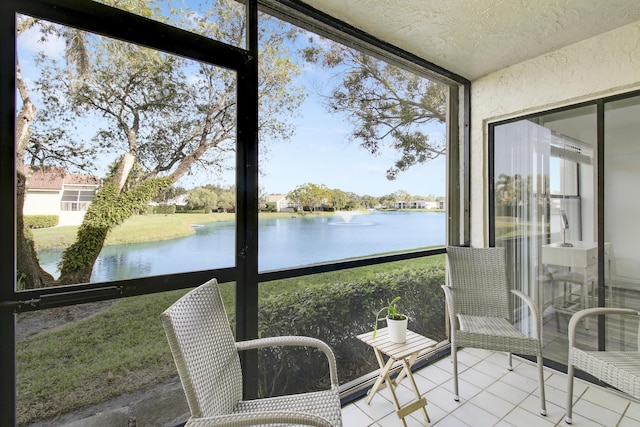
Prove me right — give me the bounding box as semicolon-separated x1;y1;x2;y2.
56;223;109;285
16;170;56;290
56;162;173;285
56;158;131;285
15;59;55;290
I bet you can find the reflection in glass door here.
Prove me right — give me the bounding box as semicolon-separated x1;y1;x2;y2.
491;105;599;366
605;96;640;310
493;120;550;339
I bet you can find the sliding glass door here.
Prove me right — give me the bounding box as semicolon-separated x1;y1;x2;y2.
605;95;640;309
491;104;601;366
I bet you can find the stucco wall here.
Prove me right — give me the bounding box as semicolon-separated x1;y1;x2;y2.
470;20;640;246
23;191;61;216
58;211;88;227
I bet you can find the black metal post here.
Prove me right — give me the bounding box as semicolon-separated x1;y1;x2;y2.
236;0;260;399
1;1;17;424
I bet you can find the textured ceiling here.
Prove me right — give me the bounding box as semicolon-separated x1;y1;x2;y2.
300;0;640;81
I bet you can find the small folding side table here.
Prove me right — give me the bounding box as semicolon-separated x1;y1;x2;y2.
357;328;437;426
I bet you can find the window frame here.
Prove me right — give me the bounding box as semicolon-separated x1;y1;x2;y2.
488;89;640;360
1;0;470;423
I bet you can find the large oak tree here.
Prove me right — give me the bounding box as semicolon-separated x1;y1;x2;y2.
16;0;305;287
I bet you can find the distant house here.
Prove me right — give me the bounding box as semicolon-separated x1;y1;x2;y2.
23;167;100;226
395;200;408;209
395;200;440;209
411;200;439;209
266;194;300;212
165;194;188;207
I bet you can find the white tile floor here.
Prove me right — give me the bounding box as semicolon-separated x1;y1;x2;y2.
341;348;640;426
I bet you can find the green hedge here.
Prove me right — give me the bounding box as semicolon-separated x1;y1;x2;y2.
24;215;59;229
255;265;446;397
154;204;176;214
176;208;206;214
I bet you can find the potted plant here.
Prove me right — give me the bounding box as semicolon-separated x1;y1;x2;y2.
373;296;408;343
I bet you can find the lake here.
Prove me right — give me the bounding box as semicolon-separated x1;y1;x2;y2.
38;210;445;283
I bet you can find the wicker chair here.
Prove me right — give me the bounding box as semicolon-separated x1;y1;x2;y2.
161;278;343;427
565;307;640;424
442;246;547;416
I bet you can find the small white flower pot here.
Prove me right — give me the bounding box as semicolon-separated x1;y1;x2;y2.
387;316;408;343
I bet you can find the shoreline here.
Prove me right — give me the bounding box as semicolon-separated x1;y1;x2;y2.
31;208;442;251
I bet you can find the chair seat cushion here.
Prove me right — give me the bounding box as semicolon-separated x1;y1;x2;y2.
235;388;342;426
573;350;640;399
458;315;524;338
456;315;540;354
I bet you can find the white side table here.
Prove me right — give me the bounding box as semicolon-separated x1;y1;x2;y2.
357;328;437;426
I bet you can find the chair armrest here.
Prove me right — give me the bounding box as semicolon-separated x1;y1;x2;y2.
510;289;542;339
568;307;640;349
185;411;334;427
236;336;339;387
441;285;458;333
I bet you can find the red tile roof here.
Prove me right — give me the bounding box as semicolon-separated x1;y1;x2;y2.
26;167;99;190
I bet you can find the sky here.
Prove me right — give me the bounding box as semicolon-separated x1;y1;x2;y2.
17;5;448;199
253;98;447;197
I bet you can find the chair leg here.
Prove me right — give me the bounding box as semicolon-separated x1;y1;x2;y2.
565;364;575;424
452;344;459;401
507;352;513;371
537;352;547;416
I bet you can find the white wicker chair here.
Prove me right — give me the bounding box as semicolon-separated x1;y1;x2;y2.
565;307;640;424
442;246;547;416
161;278;343;427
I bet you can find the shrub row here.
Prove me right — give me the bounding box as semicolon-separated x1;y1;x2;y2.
154;204;177;214
24;215;58;229
255;265;446;397
176;208;207;214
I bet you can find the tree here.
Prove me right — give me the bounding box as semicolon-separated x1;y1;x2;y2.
378;193;397;209
304;40;447;180
287;183;329;212
329;188;349;210
395;190;412;203
187;187;218;211
496;173;520;203
216;187;236;212
345;192;363;210
15;15;97;289
361;194;379;209
17;1;305;286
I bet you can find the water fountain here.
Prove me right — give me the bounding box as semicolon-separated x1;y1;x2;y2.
331;210;374;226
334;210;358;224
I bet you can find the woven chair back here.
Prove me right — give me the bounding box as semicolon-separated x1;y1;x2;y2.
446;246;511;320
161;278;243;418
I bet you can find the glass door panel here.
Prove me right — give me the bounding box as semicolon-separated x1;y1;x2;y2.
493;120;550;338
605;95;640;312
492;105;598;366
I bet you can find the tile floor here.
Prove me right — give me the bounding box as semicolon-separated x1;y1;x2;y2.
340;348;640;426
